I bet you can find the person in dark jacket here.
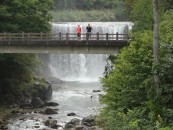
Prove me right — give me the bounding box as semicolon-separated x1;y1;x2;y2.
86;24;92;39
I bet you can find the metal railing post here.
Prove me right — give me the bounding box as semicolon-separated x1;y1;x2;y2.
97;32;99;40
40;32;43;40
9;33;12;41
66;33;69;40
28;33;30;41
59;32;62;40
22;32;24;41
4;32;6;41
116;32;118;40
106;33;108;41
86;33;89;41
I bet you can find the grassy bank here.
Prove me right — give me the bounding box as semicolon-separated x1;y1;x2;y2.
50;9;118;22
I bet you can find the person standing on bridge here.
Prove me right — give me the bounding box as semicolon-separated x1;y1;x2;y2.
76;25;82;40
86;23;92;39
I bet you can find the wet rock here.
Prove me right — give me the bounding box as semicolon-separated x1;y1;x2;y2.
45;120;51;126
35;123;40;125
88;126;102;130
0;124;8;130
31;82;52;101
34;125;40;128
45;102;59;106
65;118;80;129
93;90;101;92
45;108;58;114
0;119;4;124
10;110;20;114
75;125;83;130
19;96;32;109
39;110;45;114
19;103;33;109
48;117;52;119
65;123;74;128
44;119;62;129
50;120;60;129
82;115;97;127
31;97;44;108
67;112;76;116
19;117;26;121
8;104;19;109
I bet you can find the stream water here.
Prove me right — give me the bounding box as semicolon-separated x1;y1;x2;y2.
7;54;106;130
7;79;103;130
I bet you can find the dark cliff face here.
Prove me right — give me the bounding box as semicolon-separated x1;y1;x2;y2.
30;81;52;101
0;78;52;106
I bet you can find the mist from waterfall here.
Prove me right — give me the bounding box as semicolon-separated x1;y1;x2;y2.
39;54;107;82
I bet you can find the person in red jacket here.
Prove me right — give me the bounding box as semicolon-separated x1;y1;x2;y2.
76;25;82;40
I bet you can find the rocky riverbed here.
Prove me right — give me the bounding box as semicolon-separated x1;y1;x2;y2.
4;77;103;130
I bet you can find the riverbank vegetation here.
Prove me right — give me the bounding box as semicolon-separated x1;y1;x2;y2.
51;0;128;21
0;0;52;107
0;0;52;32
98;0;173;129
50;9;118;22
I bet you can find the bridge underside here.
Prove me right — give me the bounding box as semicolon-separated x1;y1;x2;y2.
0;40;128;54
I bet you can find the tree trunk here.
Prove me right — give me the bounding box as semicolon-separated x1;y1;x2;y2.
153;0;160;94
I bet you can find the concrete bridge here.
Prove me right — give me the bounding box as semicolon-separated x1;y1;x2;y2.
0;32;129;54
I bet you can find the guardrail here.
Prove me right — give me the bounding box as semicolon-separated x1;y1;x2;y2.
0;32;129;41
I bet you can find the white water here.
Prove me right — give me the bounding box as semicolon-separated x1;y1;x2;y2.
52;22;133;34
45;54;107;82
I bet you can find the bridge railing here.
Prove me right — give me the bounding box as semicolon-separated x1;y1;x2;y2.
0;32;129;41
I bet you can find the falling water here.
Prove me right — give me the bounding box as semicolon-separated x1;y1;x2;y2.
39;54;107;82
52;22;133;34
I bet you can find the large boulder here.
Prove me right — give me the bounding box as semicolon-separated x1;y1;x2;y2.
31;97;44;108
30;80;52;101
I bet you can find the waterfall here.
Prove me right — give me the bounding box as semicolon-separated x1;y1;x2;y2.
51;22;133;34
39;54;107;82
39;22;133;82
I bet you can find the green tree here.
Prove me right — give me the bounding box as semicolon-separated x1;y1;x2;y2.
0;0;52;104
98;0;173;129
0;0;52;32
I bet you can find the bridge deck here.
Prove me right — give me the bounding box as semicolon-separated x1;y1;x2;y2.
0;33;129;54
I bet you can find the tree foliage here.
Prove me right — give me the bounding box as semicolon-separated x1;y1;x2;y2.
98;0;173;129
0;0;52;32
53;0;124;10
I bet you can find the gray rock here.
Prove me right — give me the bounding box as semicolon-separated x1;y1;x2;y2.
45;108;58;114
31;97;44;108
67;112;76;116
32;83;52;101
82;115;97;127
93;90;101;92
45;102;59;106
65;118;80;129
75;125;83;130
65;123;74;128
